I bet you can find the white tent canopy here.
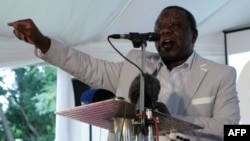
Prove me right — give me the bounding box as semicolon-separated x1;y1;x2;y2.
1;0;250;68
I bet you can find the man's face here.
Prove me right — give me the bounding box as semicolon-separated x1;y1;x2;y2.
154;8;197;62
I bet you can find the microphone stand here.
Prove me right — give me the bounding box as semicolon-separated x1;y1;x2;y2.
139;42;146;116
131;39;157;141
139;42;146;141
130;36;147;115
111;34;160;141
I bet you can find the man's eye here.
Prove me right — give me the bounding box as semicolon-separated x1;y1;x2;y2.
172;24;181;29
155;25;163;31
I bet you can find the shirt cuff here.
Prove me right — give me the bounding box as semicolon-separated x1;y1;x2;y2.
34;47;45;57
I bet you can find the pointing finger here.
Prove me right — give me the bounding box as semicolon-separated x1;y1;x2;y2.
8;19;33;29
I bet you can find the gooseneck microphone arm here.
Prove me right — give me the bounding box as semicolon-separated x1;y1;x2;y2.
108;32;160;48
108;32;160;41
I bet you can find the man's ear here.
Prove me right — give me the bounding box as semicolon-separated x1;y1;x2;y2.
192;29;198;43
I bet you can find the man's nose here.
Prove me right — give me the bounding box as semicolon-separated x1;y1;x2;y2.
160;27;173;36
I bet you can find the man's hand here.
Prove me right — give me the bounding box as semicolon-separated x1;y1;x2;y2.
8;19;50;53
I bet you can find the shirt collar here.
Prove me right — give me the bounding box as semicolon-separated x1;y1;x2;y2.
185;52;195;70
154;52;195;74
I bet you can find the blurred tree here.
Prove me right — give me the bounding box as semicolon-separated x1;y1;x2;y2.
0;66;57;141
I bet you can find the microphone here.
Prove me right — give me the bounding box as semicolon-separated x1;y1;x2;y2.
128;73;160;108
108;32;160;41
129;73;170;115
80;88;115;105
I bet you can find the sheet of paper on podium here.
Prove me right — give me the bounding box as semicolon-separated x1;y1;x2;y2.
55;98;203;133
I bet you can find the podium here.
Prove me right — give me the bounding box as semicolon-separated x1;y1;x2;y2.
55;98;203;136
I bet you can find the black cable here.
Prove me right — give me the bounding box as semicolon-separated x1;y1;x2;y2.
107;37;145;76
107;36;159;111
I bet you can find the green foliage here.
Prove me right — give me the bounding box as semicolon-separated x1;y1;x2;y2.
0;65;57;141
32;82;56;115
0;77;7;95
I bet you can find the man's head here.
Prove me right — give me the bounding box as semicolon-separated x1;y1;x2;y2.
154;6;198;68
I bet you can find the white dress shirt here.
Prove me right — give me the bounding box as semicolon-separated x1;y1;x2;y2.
156;53;195;115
